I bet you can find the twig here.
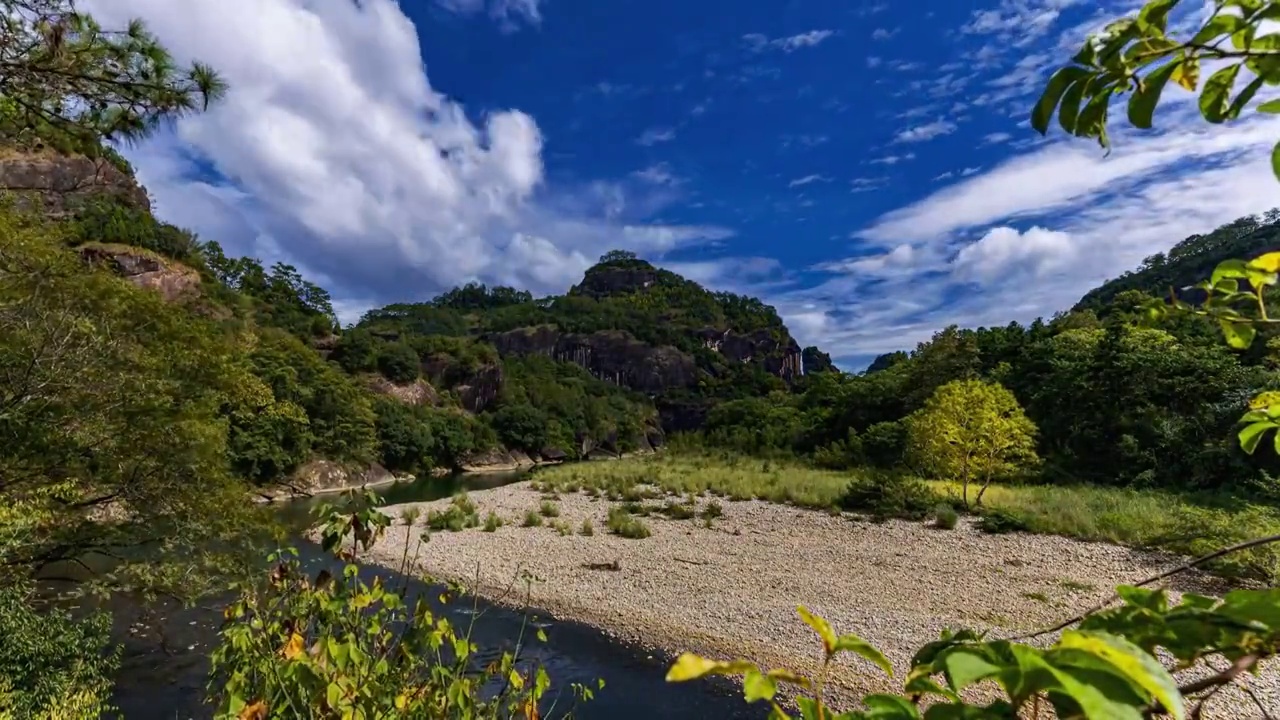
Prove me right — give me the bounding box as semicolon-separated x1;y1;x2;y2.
673;557;708;566
1013;533;1280;641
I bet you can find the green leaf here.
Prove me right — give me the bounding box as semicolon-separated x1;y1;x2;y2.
1258;99;1280;113
833;633;893;676
1240;421;1274;454
1272;138;1280;183
1191;13;1246;45
796;697;823;720
1200;64;1241;123
1219;319;1257;349
1211;258;1250;284
1058;75;1090;134
797;606;837;654
1056;631;1184;720
1033;67;1091;134
1226;75;1265;119
1137;0;1179;32
1127;61;1178;128
861;695;923;719
941;649;1002;690
1074;89;1112;142
743;669;778;703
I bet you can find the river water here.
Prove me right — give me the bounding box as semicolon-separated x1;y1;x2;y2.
107;473;764;719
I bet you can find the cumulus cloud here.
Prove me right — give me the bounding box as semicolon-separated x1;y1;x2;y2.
83;0;727;305
788;174;830;188
869;152;916;165
871;27;898;41
951;226;1075;282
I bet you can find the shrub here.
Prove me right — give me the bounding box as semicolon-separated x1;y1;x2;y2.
977;508;1030;535
483;512;503;532
700;501;724;520
838;472;941;521
0;582;119;718
376;341;421;384
522;510;543;527
539;500;560;518
607;507;651;539
425;494;479;531
210;490;593;717
552;520;573;536
932;503;959;530
580;519;594;536
659;500;696;520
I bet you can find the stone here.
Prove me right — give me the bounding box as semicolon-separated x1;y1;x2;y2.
0;146;150;217
364;375;439;406
78;244;200;303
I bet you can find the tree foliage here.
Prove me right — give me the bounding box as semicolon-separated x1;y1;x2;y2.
0;0;226;166
906;379;1039;508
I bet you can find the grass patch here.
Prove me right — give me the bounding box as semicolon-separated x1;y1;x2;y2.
521;510;543;528
539;500;560;518
551;520;573;536
1021;591;1051;604
580;519;594;536
931;503;959;530
425;494;480;532
483;512;503;532
927;480;1280;581
607;506;651;539
658;500;697;520
700;501;724;521
1058;579;1096;593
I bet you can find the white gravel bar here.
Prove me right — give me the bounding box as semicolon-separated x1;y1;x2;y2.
366;481;1279;718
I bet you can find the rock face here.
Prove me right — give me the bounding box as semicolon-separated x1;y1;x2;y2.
264;460;395;500
78;243;200;302
0;147;150;217
460;448;537;473
365;376;439;406
488;325;698;394
697;328;804;380
802;346;835;374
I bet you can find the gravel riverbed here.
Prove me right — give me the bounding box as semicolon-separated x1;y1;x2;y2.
366;481;1278;718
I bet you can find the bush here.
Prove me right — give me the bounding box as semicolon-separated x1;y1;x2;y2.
552;520;573;536
580;519;594;536
539;500;560;517
932;503;959;530
607;507;651;539
977;508;1030;534
522;510;543;527
838;472;941;521
483;512;503;532
377;341;421;384
700;501;724;520
659;500;697;520
425;494;479;532
0;582;119;718
372;398;436;475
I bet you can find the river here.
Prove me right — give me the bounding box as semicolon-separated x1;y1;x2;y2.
107;472;764;719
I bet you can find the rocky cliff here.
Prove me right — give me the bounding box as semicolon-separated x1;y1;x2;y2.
697;328;804;380
487;325;698;394
0;146;150;217
78;243;201;302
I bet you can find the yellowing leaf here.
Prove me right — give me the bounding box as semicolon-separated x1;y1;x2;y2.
281;632;305;660
238;701;267;720
1219;319;1256;350
509;669;525;689
1058;631;1185;720
1252;252;1280;274
743;669;778;703
665;653;756;682
1172;55;1199;91
796;606;836;654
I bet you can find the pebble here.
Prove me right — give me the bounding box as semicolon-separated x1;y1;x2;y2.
361;481;1278;719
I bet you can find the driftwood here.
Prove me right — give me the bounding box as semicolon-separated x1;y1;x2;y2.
581;560;621;572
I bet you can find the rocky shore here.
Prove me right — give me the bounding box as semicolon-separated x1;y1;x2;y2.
365;481;1279;717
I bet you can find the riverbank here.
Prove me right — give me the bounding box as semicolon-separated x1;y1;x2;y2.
367;480;1280;717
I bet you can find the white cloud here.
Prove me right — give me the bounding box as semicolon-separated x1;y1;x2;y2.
636;127;677;146
633;162;679;185
894;119;958;143
866;56;883;68
435;0;542;26
850;177;889;193
789;174;830;188
933;171;954;182
743;29;836;53
85;0;728;304
871;27;898;41
982;131;1013;145
951;226;1075;282
868;153;915;165
960;166;982;176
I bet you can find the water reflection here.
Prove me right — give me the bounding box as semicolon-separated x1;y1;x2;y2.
108;473;763;719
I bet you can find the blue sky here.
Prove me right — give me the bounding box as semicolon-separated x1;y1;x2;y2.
87;0;1280;369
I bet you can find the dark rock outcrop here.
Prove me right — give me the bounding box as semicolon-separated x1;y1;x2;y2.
455;364;502;413
697;328;804;380
487;325;697;394
570;263;660;298
0;147;150;217
802;346;835;374
460;448;537;473
78;243;200;302
257;460;396;501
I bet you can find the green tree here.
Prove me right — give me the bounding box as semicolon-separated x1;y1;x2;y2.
0;0;226;163
371;398;436;475
906;379;1039;508
376;341;420;384
0;206;258;597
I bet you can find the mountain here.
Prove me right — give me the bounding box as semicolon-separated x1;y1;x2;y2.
1;147;824;478
1074;210;1280;312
